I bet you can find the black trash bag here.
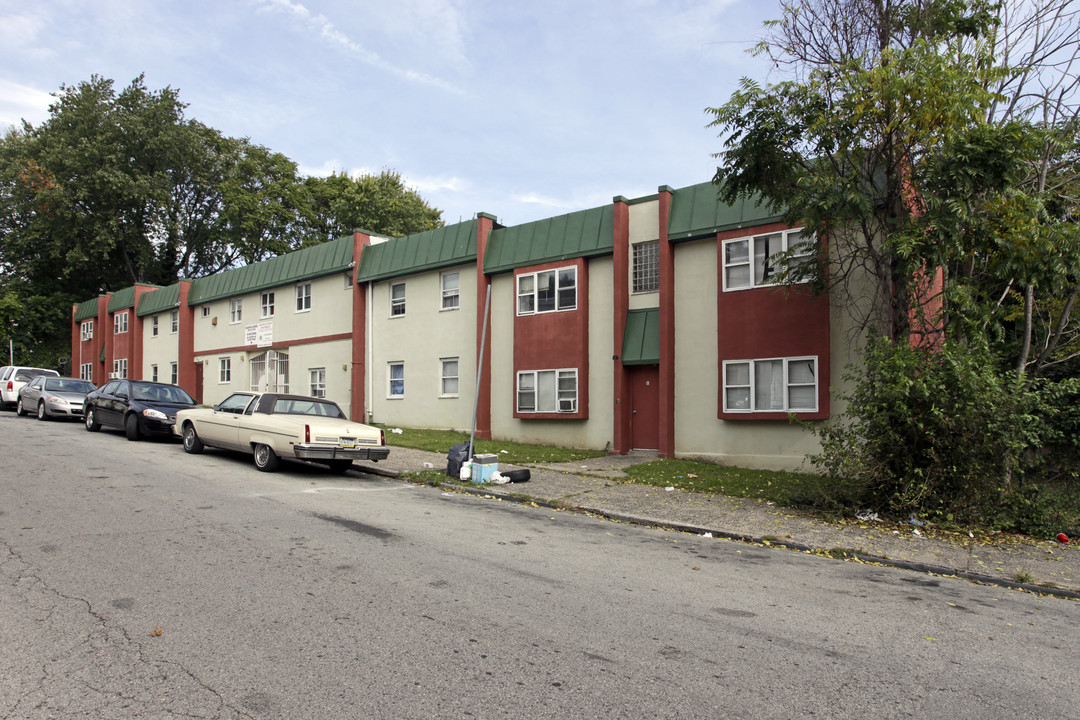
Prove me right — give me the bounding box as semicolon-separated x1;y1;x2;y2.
446;442;472;477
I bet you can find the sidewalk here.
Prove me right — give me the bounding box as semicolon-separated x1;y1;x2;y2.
357;446;1080;600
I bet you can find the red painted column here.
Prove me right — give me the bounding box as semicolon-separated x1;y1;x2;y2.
177;281;196;397
350;231;372;423
612;197;631;454
129;284;157;381
474;213;496;441
657;187;676;458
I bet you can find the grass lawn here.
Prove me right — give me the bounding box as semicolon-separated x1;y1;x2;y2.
379;426;609;465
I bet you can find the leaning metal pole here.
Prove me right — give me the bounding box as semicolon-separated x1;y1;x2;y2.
469;283;492;458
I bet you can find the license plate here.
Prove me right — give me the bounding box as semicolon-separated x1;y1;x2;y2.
339;437;356;448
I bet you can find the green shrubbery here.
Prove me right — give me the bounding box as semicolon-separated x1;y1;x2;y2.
810;337;1080;535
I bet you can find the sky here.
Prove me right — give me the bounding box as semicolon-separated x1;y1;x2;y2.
0;0;779;229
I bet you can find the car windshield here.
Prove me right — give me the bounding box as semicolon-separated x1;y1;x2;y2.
272;398;346;419
45;378;95;393
15;369;55;381
131;383;194;404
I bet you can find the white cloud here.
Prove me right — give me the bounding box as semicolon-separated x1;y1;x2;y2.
0;79;54;128
252;0;471;96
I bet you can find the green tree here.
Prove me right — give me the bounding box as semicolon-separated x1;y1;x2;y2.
301;170;443;241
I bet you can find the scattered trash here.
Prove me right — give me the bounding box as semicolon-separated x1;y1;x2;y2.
459;461;472;481
893;530;900;535
687;474;698;479
446;442;472;477
501;469;531;483
702;532;713;538
665;486;675;492
150;627;163;637
391;428;403;434
422;462;434;469
909;517;925;526
500;450;509;454
490;471;509;485
856;510;880;522
1057;533;1070;544
912;528;922;536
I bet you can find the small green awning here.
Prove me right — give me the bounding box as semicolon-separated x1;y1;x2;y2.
621;308;659;365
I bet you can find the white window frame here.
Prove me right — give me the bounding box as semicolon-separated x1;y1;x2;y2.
722;356;818;413
250;350;289;393
80;320;94;341
151;316;159;337
722;229;812;291
390;282;406;317
440;272;460;310
113;358;128;379
344;271;354;289
230;298;242;324
80;363;93;382
114;312;128;334
296;282;311;312
170;362;178;385
632;241;660;294
309;367;326;398
516;266;577;316
261;291;275;318
202;306;211;318
170;310;179;334
151;364;158;382
516;368;578;413
440;357;459;397
219;357;231;384
388;362;404;398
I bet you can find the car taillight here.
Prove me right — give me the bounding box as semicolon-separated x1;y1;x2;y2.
5;381;11;391
380;429;386;446
305;424;310;443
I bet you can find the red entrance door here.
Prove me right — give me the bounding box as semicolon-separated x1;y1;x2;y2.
629;365;660;450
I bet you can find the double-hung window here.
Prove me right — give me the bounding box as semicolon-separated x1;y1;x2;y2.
113;358;128;379
114;312;128;334
171;310;179;333
296;282;311;312
440;358;459;397
219;358;231;383
723;229;812;290
309;367;326;398
230;298;242;324
150;364;158;382
262;291;275;318
390;283;406;317
80;320;94;341
441;272;460;310
516;369;578;413
170;362;178;385
80;363;93;382
517;267;576;315
723;357;817;413
388;362;404;397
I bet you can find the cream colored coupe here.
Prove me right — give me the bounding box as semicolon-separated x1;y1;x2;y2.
175;392;389;473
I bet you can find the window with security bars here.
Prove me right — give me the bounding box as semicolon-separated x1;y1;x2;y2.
250;350;289;393
632;241;660;293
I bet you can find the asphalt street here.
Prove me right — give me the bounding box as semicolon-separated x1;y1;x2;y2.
2;413;1079;719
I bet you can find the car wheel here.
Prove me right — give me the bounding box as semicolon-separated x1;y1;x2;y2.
36;402;48;421
182;424;204;454
124;413;141;441
85;407;101;432
253;443;280;472
15;398;26;416
326;460;353;474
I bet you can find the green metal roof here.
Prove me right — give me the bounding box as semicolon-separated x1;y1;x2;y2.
357;220;478;283
484;205;614;274
187;235;355;306
107;285;146;313
136;283;181;317
621;307;660;366
73;298;101;322
667;181;783;243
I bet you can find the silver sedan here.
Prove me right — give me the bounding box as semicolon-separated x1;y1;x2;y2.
17;376;97;420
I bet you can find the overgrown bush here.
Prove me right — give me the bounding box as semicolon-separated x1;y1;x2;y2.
809;336;1079;531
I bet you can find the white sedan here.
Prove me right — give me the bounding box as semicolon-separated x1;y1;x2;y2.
175;392;389;472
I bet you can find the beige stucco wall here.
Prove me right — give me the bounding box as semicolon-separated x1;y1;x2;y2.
672;237;822;471
489;256;615;450
628;199;660;311
141;311;179;382
366;265;477;430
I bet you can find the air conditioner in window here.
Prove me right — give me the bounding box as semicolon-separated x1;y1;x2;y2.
559;399;576;412
108;372;119;379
